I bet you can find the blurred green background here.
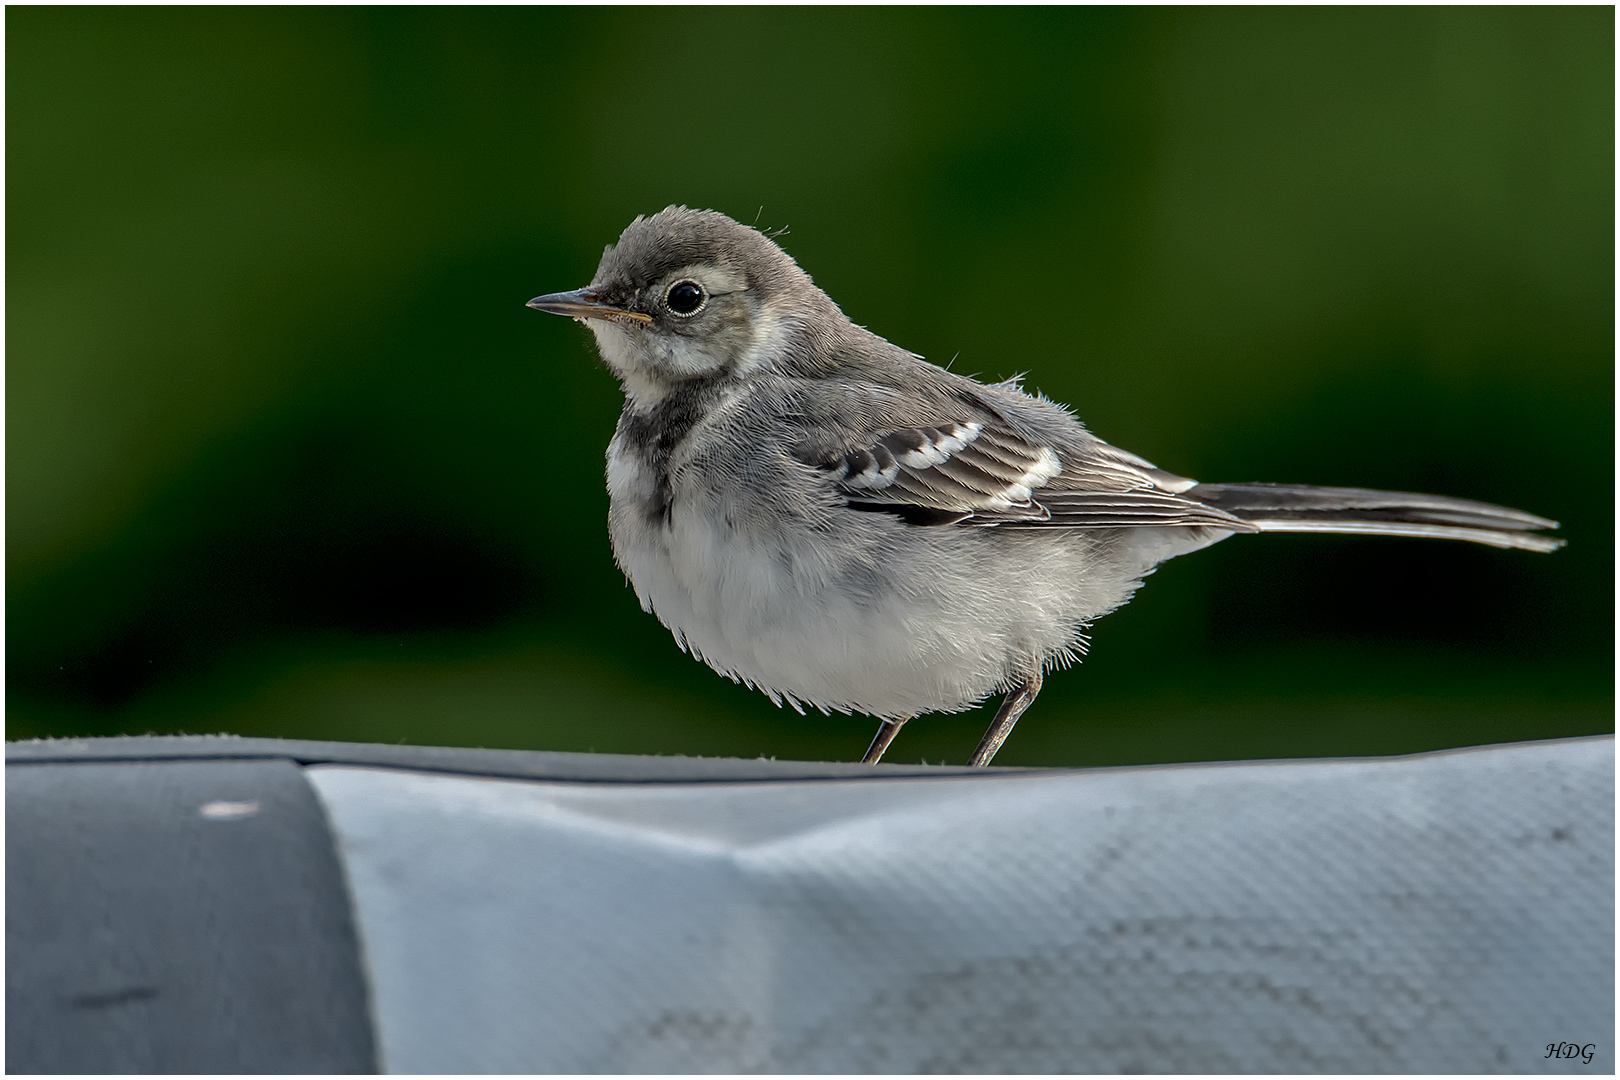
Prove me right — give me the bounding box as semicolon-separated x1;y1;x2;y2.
8;7;1612;766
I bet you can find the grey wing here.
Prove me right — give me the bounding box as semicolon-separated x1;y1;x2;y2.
797;418;1256;533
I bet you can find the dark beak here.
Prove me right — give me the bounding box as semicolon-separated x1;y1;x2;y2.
525;287;652;324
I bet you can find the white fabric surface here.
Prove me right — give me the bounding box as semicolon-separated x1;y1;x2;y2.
308;737;1613;1073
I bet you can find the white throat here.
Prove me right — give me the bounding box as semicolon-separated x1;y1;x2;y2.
588;321;672;407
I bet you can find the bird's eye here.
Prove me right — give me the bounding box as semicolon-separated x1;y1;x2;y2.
665;280;706;316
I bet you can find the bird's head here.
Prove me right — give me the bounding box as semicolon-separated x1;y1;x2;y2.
528;206;834;402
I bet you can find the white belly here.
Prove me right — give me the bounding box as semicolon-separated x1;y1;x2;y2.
605;445;1160;718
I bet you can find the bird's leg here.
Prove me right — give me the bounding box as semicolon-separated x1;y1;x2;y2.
968;669;1044;767
861;717;910;764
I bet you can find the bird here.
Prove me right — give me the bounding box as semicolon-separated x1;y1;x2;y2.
527;206;1563;768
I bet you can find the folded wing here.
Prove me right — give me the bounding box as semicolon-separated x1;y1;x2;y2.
796;415;1562;552
799;417;1254;532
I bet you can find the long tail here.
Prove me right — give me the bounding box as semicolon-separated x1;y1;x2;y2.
1184;483;1564;553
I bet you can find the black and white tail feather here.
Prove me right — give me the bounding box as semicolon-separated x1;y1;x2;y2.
1183;483;1563;554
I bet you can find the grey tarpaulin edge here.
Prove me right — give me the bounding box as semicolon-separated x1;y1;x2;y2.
5;733;993;782
8;731;1613;784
